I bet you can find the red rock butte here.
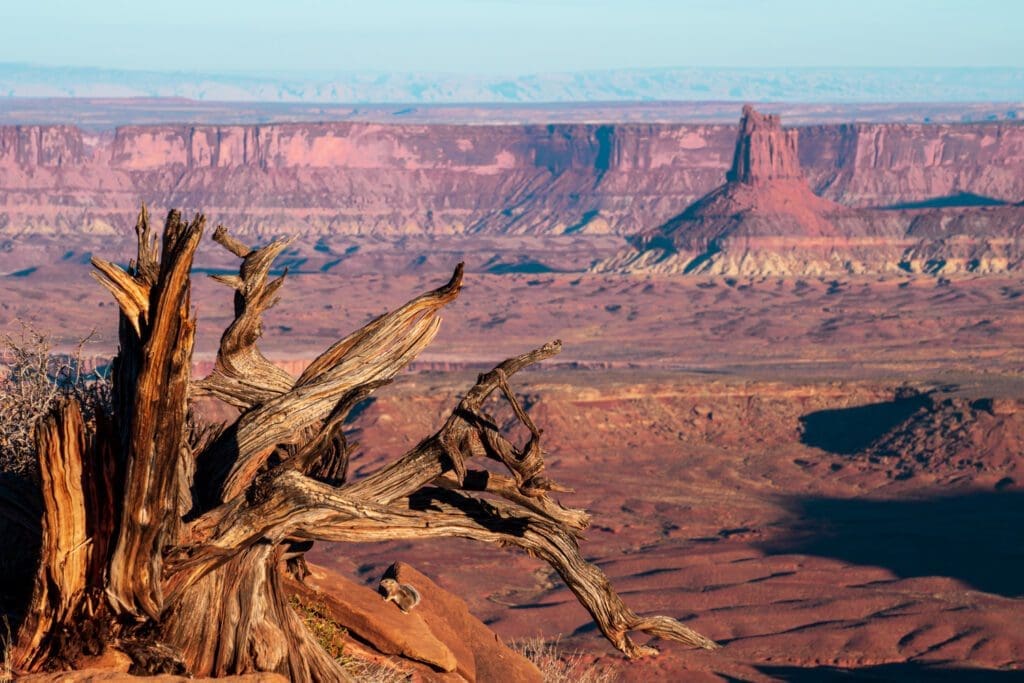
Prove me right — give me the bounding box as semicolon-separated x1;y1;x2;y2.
597;106;1024;276
726;104;803;184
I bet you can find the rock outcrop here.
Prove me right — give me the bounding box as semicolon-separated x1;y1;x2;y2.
867;393;1024;482
727;105;803;184
289;562;542;683
597;107;1024;276
386;562;543;683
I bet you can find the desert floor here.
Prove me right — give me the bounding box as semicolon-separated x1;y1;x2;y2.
4;236;1023;680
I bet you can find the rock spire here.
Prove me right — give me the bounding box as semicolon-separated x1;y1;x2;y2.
726;104;803;184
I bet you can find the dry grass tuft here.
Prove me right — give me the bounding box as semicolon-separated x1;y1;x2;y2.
341;657;412;683
513;637;618;683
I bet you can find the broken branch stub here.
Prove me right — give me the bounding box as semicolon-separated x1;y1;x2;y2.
106;209;204;619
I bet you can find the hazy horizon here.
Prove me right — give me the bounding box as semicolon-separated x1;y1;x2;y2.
4;1;1022;104
3;63;1023;104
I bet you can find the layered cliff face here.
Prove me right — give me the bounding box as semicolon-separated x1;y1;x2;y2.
801;122;1024;208
597;108;1024;277
600;106;864;275
1;117;1023;243
0;122;735;238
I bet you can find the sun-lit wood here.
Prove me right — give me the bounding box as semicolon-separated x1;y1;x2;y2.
10;207;716;680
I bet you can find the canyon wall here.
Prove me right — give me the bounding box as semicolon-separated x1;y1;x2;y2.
800;123;1024;207
1;120;1023;238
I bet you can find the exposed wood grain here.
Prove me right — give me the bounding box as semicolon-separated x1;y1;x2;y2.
12;400;90;671
13;208;717;680
192;227;296;410
197;263;464;505
161;544;350;681
106;210;203;619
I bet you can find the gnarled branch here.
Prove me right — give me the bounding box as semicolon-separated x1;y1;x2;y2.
167;342;716;658
169;470;717;657
192;227;296;410
195;263;464;505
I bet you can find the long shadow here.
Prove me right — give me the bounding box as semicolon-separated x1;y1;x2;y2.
799;393;929;455
485;260;559;275
761;491;1024;597
884;192;1009;210
755;662;1022;682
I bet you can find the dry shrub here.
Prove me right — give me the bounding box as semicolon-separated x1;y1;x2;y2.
288;594;349;660
513;637;618;683
0;322;110;478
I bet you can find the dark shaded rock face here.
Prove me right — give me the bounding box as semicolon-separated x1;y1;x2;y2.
727;104;803;184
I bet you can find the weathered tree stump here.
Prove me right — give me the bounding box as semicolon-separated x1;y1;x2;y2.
7;207;717;680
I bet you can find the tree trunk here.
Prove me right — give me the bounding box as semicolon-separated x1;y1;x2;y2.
7;207;717;679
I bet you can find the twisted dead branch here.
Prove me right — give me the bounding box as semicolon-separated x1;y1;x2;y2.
6;208;717;680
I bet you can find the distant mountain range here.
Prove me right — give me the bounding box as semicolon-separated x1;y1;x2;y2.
2;64;1022;103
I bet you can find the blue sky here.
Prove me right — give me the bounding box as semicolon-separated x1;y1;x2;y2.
3;0;1021;74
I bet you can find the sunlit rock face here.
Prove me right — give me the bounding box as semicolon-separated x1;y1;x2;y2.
727;104;803;184
1;115;1023;243
595;107;1024;277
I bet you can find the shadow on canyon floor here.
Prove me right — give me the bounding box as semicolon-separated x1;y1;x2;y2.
752;662;1023;682
885;192;1009;210
762;491;1024;598
799;393;930;455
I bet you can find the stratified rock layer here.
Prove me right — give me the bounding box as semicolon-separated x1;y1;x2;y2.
597;107;1024;276
1;117;1023;240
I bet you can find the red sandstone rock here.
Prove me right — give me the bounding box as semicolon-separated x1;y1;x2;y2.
2;118;1023;239
290;561;540;681
600;106;853;274
292;564;459;672
388;562;543;683
727;105;803;184
597;106;1024;276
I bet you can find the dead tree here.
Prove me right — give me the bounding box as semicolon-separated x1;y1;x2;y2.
9;207;717;680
